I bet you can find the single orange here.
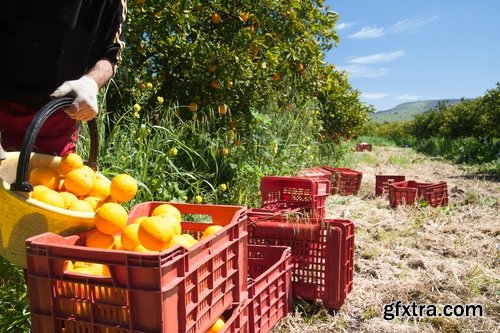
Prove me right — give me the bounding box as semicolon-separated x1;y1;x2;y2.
120;223;141;251
218;104;228;115
68;199;95;212
207;317;225;333
181;234;198;247
188;102;198;112
210;80;220;89
59;191;78;209
58;153;84;176
32;188;65;208
29;166;60;190
167;234;193;249
86;230;115;249
211;12;221;24
109;174;138;203
64;167;95;196
201;225;224;240
239;12;249;23
160;214;182;235
87;176;111;200
151;203;182;223
94;202;128;235
82;196;105;211
31;185;49;198
207;64;217;73
137;216;174;251
87;263;111;277
71;267;94;275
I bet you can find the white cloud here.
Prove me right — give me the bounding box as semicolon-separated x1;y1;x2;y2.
349;51;406;65
389;15;439;34
349;26;385;39
348;15;438;39
362;92;391;100
336;22;356;31
337;64;390;78
396;94;420;101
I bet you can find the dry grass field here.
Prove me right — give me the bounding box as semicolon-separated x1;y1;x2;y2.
273;146;499;333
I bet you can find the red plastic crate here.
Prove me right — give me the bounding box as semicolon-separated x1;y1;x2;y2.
375;175;406;196
25;202;247;333
247;207;302;222
247;245;292;333
248;217;354;309
328;220;355;298
388;180;421;207
420;181;448;207
355;143;372;152
297;167;334;181
260;176;330;219
220;245;292;333
219;298;250;333
321;167;363;195
388;180;448;208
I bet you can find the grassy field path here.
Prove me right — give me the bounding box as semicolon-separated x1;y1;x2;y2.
275;146;499;333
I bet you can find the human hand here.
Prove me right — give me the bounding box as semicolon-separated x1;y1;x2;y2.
50;76;99;122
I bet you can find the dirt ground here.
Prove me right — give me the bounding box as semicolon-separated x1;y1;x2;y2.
272;146;499;333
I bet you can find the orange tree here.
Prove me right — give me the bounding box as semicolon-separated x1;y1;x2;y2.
110;0;368;136
98;0;372;205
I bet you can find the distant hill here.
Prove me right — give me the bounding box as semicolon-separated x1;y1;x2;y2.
370;99;466;123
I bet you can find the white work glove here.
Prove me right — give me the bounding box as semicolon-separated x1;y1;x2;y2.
50;75;99;122
0;141;6;160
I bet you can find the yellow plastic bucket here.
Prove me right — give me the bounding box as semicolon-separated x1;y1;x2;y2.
0;98;99;267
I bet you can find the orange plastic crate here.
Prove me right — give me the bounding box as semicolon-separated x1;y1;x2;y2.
260;176;330;219
375;175;406;196
248;218;354;310
322;167;362;195
247;245;292;333
25;202;247;333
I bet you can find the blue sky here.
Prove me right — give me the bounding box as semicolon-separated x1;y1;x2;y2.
324;1;500;111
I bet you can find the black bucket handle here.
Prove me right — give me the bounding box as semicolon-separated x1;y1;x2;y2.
10;97;98;192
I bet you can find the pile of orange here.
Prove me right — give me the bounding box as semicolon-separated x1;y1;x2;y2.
29;152;138;212
70;204;226;276
115;203;201;253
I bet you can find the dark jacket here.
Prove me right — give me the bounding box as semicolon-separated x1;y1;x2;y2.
0;0;127;109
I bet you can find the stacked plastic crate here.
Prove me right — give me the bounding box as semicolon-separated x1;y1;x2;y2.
248;175;355;311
